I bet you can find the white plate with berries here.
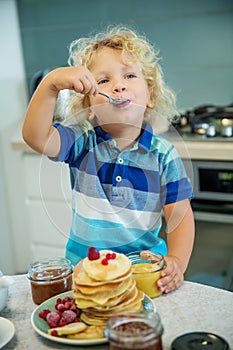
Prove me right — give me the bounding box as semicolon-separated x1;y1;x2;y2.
31;291;108;345
31;291;154;346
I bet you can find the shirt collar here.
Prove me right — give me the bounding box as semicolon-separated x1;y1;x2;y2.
94;122;153;151
138;122;153;152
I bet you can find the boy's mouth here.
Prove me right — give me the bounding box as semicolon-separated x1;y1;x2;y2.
114;100;131;108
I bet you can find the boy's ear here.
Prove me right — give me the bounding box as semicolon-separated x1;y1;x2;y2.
146;88;154;109
147;100;154;109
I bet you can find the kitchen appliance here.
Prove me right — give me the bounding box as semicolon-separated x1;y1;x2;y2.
176;105;233;290
176;104;233;140
184;160;233;291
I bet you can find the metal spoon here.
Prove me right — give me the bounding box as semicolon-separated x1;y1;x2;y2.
98;92;128;105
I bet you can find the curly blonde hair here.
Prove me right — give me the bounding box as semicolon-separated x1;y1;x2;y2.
67;25;178;127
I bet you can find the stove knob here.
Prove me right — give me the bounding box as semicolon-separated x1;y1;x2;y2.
221;125;232;137
206;125;216;137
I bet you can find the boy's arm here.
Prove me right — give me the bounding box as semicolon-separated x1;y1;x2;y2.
22;67;98;157
163;198;195;273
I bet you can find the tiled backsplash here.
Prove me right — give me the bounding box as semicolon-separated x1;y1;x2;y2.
17;0;233;110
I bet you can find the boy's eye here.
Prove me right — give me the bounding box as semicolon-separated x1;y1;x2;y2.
98;79;109;85
125;73;137;79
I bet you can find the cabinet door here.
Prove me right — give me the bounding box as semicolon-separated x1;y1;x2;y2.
26;199;71;246
23;153;71;200
22;153;72;263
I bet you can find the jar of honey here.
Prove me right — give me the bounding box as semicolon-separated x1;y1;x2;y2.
27;257;73;304
105;311;164;350
127;251;165;298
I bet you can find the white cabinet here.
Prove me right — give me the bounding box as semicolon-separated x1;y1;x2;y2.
22;153;72;263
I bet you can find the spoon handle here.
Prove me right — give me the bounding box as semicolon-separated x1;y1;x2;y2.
98;92;110;100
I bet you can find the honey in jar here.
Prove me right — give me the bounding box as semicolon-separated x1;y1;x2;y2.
27;257;73;304
127;252;165;298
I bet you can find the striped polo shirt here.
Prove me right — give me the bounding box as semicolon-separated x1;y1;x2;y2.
52;120;193;265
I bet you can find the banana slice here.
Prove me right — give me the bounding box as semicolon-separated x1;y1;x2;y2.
48;322;87;336
67;325;105;339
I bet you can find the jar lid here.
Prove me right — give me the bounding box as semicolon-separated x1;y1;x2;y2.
27;257;73;281
171;332;229;350
126;251;165;273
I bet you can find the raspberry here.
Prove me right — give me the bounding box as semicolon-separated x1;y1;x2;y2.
88;247;100;260
101;258;109;265
46;311;61;327
62;310;77;323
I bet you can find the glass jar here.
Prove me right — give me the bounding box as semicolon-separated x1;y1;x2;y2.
105;311;163;350
127;251;165;298
27;257;73;304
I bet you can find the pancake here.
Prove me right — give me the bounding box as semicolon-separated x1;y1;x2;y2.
72;249;144;327
73;261;132;286
73;278;134;305
80;312;107;326
76;279;136;309
80;300;143;325
82;250;131;281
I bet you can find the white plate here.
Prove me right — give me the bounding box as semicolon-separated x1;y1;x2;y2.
31;291;154;346
0;317;15;349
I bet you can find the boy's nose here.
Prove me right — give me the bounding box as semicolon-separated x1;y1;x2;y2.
113;82;127;93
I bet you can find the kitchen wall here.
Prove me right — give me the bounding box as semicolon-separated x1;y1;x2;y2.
0;0;28;273
0;0;232;274
17;0;233;111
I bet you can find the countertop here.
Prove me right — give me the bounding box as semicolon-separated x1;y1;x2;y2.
11;128;233;161
1;275;233;349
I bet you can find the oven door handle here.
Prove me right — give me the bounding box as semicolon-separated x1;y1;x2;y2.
194;211;233;224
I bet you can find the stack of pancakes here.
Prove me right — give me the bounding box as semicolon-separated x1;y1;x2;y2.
73;250;144;326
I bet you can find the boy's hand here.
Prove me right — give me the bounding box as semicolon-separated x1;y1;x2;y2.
47;66;98;96
157;255;184;293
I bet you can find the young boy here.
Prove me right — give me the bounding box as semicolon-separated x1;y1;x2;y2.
22;26;194;293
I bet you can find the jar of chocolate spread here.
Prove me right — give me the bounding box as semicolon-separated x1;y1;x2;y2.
27;257;73;304
105;311;164;350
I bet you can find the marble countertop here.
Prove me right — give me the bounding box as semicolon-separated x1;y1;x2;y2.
1;275;233;349
11;127;233;161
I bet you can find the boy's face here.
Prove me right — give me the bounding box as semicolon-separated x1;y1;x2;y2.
88;47;152;128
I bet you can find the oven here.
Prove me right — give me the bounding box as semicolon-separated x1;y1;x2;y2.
191;160;233;220
186;160;233;291
177;106;233;290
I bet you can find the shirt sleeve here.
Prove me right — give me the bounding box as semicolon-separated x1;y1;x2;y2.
160;145;194;205
49;123;86;163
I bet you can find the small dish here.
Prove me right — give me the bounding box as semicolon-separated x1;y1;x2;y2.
0;288;8;313
0;317;15;349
